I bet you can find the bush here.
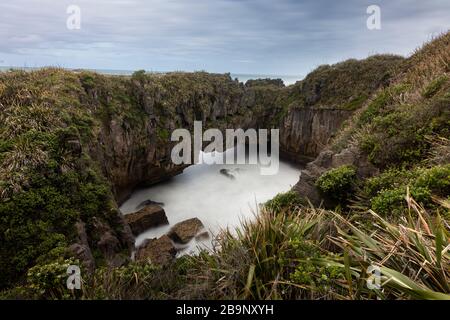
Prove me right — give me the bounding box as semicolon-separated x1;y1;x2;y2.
264;191;303;213
26;259;79;299
131;70;147;82
366;164;450;216
316;165;357;202
422;75;448;98
414;164;450;195
371;188;407;216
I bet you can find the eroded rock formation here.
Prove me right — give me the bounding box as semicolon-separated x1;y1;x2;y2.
124;205;169;236
0;54;404;285
167;218;206;244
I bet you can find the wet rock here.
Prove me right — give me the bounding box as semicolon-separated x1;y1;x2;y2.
125;205;169;236
195;231;210;241
167;218;205;244
220;169;236;180
135;235;177;266
136;199;165;210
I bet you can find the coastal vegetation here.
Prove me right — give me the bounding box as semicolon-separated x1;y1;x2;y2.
0;32;449;300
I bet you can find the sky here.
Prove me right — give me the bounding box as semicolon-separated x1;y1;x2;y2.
0;0;449;76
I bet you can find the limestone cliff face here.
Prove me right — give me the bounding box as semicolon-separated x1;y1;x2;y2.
280;107;353;163
0;54;403;286
86;73;272;204
82;54;404;205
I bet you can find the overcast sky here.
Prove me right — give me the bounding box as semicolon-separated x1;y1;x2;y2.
0;0;449;76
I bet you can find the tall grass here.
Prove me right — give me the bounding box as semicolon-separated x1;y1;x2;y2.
185;193;449;300
329;189;449;299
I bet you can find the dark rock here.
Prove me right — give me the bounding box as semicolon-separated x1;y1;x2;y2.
68;221;95;273
245;78;285;88
167;218;205;244
68;243;95;273
111;210;135;252
108;254;129;268
97;231;120;259
195;231;210;241
136;199;165;210
125;205;169;235
280;108;353;163
135;235;177;266
91;216;130;264
293;147;379;206
219;169;236;180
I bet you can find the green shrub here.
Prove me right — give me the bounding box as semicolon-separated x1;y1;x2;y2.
414;164;450;195
422;75;448;98
264;191;303;213
358;89;391;126
366;164;450;216
131;70;147;82
25;258;79;299
290;260;342;291
364;168;409;195
316;165;357;201
342;94;368;111
371;187;407;216
157;127;170;141
80;73;96;91
288;240;343;291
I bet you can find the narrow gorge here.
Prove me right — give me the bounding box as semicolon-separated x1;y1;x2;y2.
0;54;404;288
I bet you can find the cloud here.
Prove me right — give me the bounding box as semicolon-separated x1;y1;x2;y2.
0;0;449;74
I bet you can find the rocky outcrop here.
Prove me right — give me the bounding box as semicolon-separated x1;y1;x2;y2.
293;146;378;206
68;221;95;273
167;218;205;244
280;107;353;163
85;73;268;205
136;235;177;266
124;205;169;236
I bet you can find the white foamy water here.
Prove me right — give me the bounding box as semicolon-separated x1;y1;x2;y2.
120;147;300;254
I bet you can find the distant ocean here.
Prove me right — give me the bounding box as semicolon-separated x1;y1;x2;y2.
0;66;301;86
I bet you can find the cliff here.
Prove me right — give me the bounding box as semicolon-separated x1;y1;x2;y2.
279;55;404;162
294;32;450;208
0;54;403;289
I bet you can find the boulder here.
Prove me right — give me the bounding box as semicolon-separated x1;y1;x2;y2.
195;231;210;241
136;199;165;210
219;169;236;180
167;218;205;244
125;205;169;235
135;235;177;266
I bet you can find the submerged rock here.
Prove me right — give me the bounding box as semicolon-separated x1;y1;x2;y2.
167;218;205;244
219;169;236;180
135;235;176;266
125;205;169;236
